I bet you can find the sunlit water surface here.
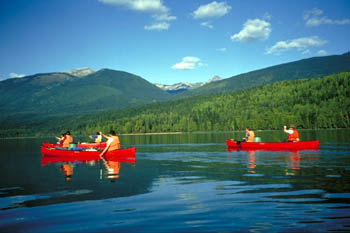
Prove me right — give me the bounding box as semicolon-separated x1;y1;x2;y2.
0;130;349;232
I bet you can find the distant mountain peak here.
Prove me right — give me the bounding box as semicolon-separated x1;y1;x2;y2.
207;75;222;83
155;75;222;94
64;67;95;77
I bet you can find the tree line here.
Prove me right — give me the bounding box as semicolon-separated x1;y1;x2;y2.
1;72;349;137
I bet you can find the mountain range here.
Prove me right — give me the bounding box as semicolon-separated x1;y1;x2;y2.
1;52;350;119
0;69;171;117
63;67;222;95
64;67;95;77
155;76;222;94
175;52;350;98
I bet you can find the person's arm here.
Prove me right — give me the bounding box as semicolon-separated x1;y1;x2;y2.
283;126;293;134
99;137;112;157
285;130;293;134
243;132;249;140
100;132;109;140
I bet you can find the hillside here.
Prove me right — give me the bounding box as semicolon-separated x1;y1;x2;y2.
0;69;171;117
3;71;348;137
176;52;350;98
68;71;350;134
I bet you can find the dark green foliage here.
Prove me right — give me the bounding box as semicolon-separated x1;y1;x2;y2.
177;52;350;98
3;72;348;137
70;72;350;135
0;69;171;116
1;52;350;137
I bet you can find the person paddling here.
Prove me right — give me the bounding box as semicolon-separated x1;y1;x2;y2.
55;133;65;145
89;132;103;143
62;131;74;148
242;127;255;142
99;130;120;157
284;125;300;142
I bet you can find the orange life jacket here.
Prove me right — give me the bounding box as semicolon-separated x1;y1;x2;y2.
288;129;299;142
108;135;120;151
63;135;73;148
247;131;255;142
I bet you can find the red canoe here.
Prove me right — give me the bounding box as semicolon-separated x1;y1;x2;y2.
41;146;136;164
42;142;107;149
226;139;319;151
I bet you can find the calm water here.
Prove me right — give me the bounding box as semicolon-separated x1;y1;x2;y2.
0;129;350;232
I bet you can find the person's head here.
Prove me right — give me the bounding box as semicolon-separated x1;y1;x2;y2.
289;124;295;130
96;132;100;135
109;130;116;136
66;131;71;135
245;127;250;132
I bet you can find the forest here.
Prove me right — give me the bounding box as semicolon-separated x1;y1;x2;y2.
1;71;349;137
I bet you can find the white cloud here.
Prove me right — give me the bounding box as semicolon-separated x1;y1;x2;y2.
266;36;327;55
302;49;311;55
10;72;26;78
152;13;176;21
231;19;271;43
303;8;323;20
304;8;350;26
201;21;213;29
98;0;175;31
193;1;231;19
144;22;169;31
172;56;203;70
99;0;167;14
317;50;327;56
216;48;227;52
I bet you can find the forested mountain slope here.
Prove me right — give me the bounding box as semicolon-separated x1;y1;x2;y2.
177;52;350;98
4;71;348;137
0;69;171;117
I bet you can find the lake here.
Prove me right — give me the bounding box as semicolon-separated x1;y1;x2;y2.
0;129;350;232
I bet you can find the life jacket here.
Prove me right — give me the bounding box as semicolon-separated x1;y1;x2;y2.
95;135;102;143
288;129;300;142
108;135;120;151
247;131;255;142
63;135;73;148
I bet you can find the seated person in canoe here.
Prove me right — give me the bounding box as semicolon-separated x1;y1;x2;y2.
99;130;120;157
63;131;74;148
242;127;255;142
89;132;103;143
55;131;74;150
284;125;300;142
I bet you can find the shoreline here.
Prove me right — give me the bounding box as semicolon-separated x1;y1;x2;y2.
1;128;349;139
0;132;184;139
120;132;183;136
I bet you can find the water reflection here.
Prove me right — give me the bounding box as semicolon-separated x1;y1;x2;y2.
61;163;74;181
1;131;349;232
41;156;134;182
228;148;319;176
285;151;300;176
100;157;121;181
247;151;256;174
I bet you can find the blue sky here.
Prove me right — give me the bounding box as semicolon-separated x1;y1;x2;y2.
0;0;349;84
